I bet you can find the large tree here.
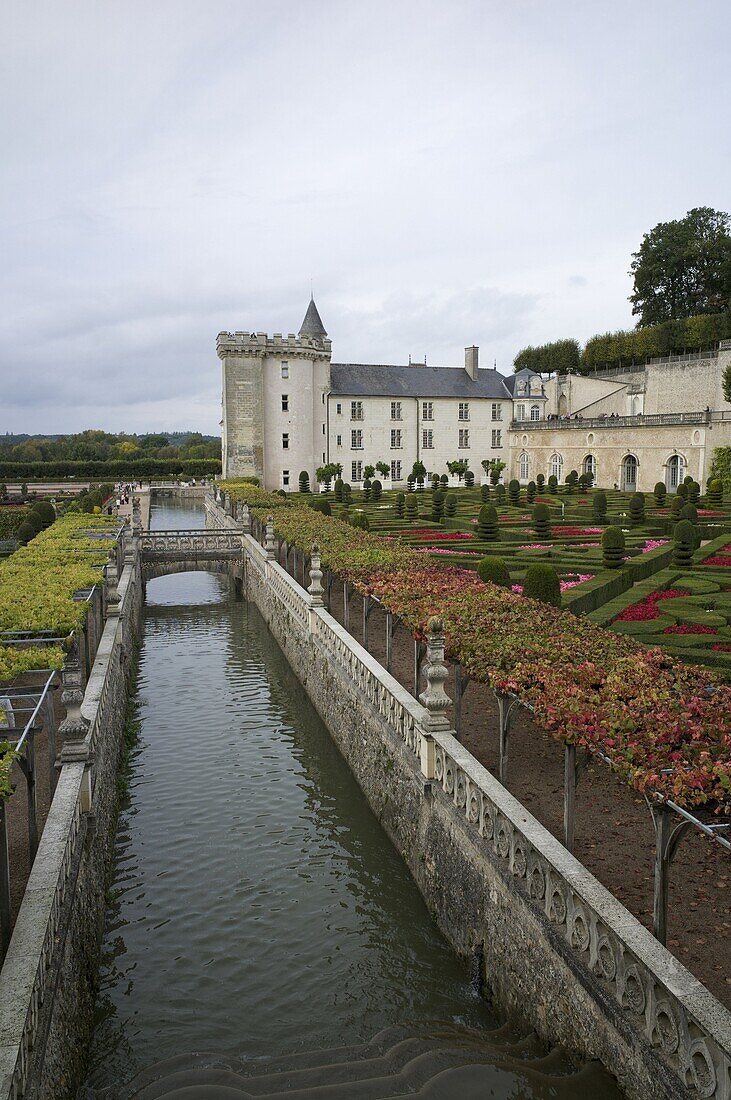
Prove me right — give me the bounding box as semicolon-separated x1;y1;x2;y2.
629;207;731;326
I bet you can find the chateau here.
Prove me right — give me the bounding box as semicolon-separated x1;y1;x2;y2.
218;300;731;494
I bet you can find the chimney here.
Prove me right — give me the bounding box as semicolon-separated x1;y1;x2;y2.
465;346;478;381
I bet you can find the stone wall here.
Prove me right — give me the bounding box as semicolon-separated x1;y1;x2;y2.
223;501;731;1100
0;541;143;1100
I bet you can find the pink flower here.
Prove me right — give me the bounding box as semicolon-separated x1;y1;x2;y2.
641;539;669;553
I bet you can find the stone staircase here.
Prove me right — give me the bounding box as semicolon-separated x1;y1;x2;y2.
87;1023;618;1099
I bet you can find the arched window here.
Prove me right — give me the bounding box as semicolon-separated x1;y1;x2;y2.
519;452;529;481
632;396;641;416
583;454;596;480
530;404;541;421
550;453;563;481
666;454;685;491
621;454;638;491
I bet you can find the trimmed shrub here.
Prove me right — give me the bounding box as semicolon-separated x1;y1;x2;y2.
536;474;545;491
687;480;700;504
342;483;352;505
670;494;683;516
676;482;688;501
508;479;521;507
395;492;405;519
706;478;723;506
334;478;344;503
526;480;536;504
362;478;372;503
405;494;419;519
431;474;440;490
592;491;607;524
431;489;445;523
477;504;499;540
547;475;558;492
680;503;698;525
495;484;506;504
601;525;625;569
309;497;331;516
464;470;475;488
371;479;382;502
565;469;579;493
653;482;666;507
628;492;645;527
532;503;551;539
16;521;36;545
477;556;511;587
406;475;415;493
673;520;696;568
445;492;458;517
25;509;44;533
522;564;561;607
31;500;55;528
350;511;370;531
480;483;490;502
683;475;694;485
440;474;449;487
298;470;310;494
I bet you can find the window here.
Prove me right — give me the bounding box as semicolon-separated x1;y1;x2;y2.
351;429;363;449
282;470;290;488
281;362;289;379
530;405;540;421
336;434;342;447
351;460;363;482
491;429;502;448
621;454;638;491
351;401;363;420
583;454;596;479
322;423;325;434
458;402;470;421
282;433;289;450
550;453;563;481
666;454;685;491
391;460;402;481
519;452;529;481
390;429;402;449
336;402;342;414
422;401;433;421
458;429;470;448
391;401;402;420
491;403;502;421
422;429;434;449
516;404;526;421
281;394;289;411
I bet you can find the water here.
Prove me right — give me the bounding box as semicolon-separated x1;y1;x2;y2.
81;500;622;1096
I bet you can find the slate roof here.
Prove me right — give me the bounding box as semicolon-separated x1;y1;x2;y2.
330;363;513;399
298;298;328;339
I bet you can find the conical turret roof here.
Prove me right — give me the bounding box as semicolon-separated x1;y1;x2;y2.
298;297;327;339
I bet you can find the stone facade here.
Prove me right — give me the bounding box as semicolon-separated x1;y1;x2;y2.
219;305;731;493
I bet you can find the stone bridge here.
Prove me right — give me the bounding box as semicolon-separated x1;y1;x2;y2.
140;528;244;581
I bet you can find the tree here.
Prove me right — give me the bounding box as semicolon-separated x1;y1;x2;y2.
363;464;376;480
411;460;426;488
513;339;580;375
629;207;731;326
375;461;390;479
446;459;469;480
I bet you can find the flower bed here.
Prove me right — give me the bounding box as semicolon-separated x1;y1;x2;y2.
221;480;731;811
702;545;731;567
614;590;685;622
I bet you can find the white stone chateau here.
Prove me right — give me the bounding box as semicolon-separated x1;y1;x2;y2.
218;300;731;494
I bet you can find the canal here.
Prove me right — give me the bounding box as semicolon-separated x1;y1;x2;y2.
80;499;622;1097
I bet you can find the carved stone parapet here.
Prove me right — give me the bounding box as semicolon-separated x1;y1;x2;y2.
265;515;276;559
240;503;251;533
418;617;452;733
307;542;324;606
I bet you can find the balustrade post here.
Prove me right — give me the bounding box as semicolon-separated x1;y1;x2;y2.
454;662;469;742
240;503;251;534
564;744;577;852
413;637;426;697
105;551;120;619
362;595;370;652
649;801;692;946
264;515;276;560
495;691;517;788
343;582;350;631
58;638;91;793
307;543;324;607
385;611;393;672
418;617;452;780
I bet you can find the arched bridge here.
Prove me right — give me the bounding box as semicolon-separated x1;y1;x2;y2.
140;528;244;581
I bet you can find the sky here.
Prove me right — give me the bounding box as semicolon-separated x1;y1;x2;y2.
1;0;729;436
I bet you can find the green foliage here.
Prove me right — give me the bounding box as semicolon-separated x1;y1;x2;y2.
309;497;331;516
687;480;700;504
464;470;475;488
705;478;723;506
444;492;457;517
723;363;731;404
349;511;370;531
362;478;372;503
653;482;667;506
485;459;506;485
508;479;520;507
342;483;352;505
526;480;536;504
676;481;688;501
298;470;310;494
513;339;580;375
480;483;490;502
439;474;448;487
405;494;419;519
431;489;445;523
629;492;645;527
316;463;341;488
334;478;344;503
477;504;499;541
446;459;469;480
536;473;545;491
406;475;415;492
477;556;511;587
495;483;506;504
411;461;427;486
602;525;625;569
581;311;731;371
375;461;390;480
592;491;607;523
565;469;579;493
532;503;551;539
371;479;382;502
522;563;561;607
547;475;558;492
395;492;405;519
15;522;37;545
578;472;593;491
670;494;683;516
680;503;698;525
430;474;440;490
673;520;696;567
363;464;376;480
629;207;731;326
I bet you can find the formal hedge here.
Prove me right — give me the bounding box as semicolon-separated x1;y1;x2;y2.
0;459;221;480
513;339;580;375
581;310;731;371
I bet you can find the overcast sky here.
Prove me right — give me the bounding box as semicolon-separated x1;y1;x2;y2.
1;0;729;436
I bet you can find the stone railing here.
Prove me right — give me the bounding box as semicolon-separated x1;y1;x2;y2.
511;411;709;431
140;530;243;555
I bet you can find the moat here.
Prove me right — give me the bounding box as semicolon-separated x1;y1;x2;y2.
80;501;621;1097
